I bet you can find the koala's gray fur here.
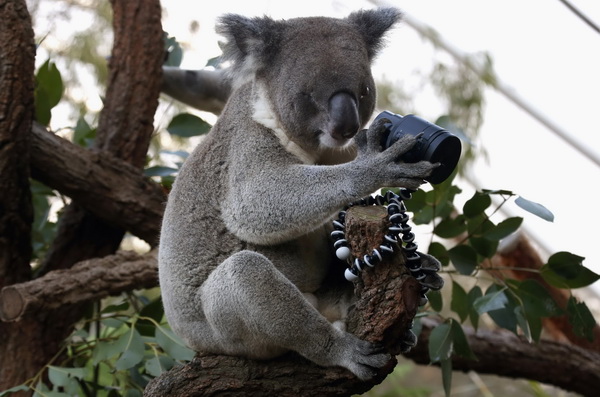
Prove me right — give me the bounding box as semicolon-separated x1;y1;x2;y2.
159;8;437;380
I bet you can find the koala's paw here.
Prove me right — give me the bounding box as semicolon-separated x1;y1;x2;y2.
341;336;391;380
418;252;444;291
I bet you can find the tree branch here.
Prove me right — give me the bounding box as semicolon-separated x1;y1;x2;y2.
29;123;165;245
162;67;231;114
0;250;157;322
407;318;600;397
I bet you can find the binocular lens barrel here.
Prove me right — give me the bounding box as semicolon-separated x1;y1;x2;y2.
375;111;462;184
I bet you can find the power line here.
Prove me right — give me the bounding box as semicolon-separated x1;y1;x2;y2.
369;0;600;169
558;0;600;35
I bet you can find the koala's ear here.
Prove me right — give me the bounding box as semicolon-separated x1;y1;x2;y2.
217;14;284;86
347;7;402;60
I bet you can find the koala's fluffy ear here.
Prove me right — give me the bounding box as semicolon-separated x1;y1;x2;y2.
347;7;402;60
217;14;284;88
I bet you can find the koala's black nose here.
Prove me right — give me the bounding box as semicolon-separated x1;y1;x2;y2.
328;91;360;141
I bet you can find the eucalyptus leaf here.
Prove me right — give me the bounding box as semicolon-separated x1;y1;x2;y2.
441;358;452;397
448;245;478;275
428;242;449;267
451;281;469;322
0;385;29;396
515;196;554;222
483;217;523;241
427;290;443;312
450;320;476;360
428;322;453;363
463;191;491;218
567;297;596;341
467;286;482;329
48;366;87;387
474;285;508;314
541;252;598;288
434;216;466;238
115;328;145;370
155;326;195;361
511;279;562;318
167;113;211;138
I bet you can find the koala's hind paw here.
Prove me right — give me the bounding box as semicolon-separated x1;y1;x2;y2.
345;339;391;380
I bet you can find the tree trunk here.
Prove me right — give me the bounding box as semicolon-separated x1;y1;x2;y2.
0;0;163;392
0;0;37;390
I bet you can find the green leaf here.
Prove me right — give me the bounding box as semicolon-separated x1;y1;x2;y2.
450;320;476;360
34;60;64;125
441;358;452;397
167;113;211;138
467;286;482;329
145;356;175;377
72;117;96;147
428;322;453;363
433;216;466;238
463;192;491;218
48;366;87;387
567;297;596;341
144;166;179;177
115;328;145;370
511;279;561;318
427;290;443;312
428;242;449;267
483;217;523;241
451;281;469;322
474;285;508;314
469;236;498;258
515;196;554;222
448;245;478;275
541;252;598;288
155;326;195;361
514;305;532;342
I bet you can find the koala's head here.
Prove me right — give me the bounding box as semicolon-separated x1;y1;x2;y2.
217;8;401;153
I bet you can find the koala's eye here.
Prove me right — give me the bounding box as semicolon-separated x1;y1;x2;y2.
359;86;370;100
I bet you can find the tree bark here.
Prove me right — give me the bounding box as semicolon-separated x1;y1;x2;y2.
29;123;166;246
0;250;158;322
407;318;600;397
0;0;37;391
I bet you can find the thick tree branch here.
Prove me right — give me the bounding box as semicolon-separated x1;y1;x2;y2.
407;318;600;397
29;123;165;245
0;250;157;322
162;67;231;114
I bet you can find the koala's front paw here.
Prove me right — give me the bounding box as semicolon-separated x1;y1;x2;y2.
354;119;438;190
418;252;444;291
341;335;391;380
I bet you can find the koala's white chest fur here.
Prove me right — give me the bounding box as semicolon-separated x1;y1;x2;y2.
251;83;317;165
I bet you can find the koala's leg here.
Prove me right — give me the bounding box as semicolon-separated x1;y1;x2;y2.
200;250;390;380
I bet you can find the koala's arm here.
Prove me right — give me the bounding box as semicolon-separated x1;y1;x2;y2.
223;120;437;245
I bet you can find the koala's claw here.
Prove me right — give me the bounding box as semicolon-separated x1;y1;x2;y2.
345;339;392;380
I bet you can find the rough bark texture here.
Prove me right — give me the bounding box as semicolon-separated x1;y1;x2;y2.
29;123;166;246
0;0;163;393
0;250;158;322
144;206;420;396
407;318;600;397
0;0;37;390
41;0;163;273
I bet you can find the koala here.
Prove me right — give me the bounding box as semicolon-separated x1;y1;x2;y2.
158;8;438;380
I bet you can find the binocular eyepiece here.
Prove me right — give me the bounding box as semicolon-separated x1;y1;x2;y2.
375;111;462;184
